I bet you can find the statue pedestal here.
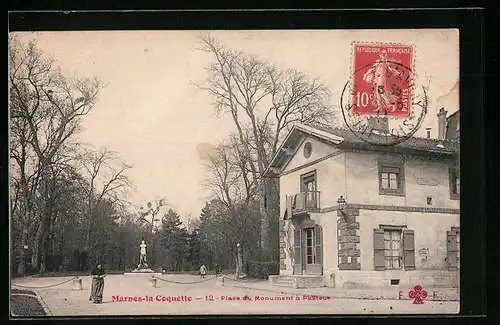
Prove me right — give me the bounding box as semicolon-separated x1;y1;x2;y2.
124;264;162;276
131;268;155;273
124;269;163;276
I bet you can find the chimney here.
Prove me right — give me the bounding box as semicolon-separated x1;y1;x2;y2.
426;128;432;139
367;116;389;134
437;108;448;140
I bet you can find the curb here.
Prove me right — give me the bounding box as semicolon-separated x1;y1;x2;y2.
35;292;53;316
224;283;459;302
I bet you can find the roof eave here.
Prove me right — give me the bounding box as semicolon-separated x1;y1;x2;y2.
263;124;345;177
339;142;459;156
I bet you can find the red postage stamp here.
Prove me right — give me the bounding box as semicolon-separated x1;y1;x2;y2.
352;43;414;117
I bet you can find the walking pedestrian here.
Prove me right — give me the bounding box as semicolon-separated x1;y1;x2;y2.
89;263;107;303
199;264;207;279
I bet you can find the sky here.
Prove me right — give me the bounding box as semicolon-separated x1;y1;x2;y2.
12;29;459;220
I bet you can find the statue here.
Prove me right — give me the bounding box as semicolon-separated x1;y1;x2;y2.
139;240;148;268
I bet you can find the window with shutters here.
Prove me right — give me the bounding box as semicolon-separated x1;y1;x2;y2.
449;168;460;200
378;162;405;196
374;226;415;271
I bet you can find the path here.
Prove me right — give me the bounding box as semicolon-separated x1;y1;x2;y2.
11;275;459;316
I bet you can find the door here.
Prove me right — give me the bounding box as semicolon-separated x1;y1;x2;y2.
300;171;317;209
304;228;314;272
303;226;323;275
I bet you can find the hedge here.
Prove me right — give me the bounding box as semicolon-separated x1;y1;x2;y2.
245;261;279;279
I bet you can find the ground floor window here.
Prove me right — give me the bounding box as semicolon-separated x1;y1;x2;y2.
384;229;402;269
374;226;415;271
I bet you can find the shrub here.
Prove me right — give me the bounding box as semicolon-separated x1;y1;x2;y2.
25;263;38;276
245;261;279;279
67;250;80;271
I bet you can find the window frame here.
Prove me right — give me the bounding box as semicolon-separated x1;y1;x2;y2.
379;225;408;270
382;228;402;270
300;170;317;193
305;228;315;265
300;170;318;208
378;162;405;196
449;167;460;200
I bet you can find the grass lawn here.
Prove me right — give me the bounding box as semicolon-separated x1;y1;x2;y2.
12;288;37;295
11;294;47;316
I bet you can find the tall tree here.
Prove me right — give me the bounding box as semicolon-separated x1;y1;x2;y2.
198;34;336;259
9;37;104;273
160;209;189;271
76;147;132;253
187;229;202;270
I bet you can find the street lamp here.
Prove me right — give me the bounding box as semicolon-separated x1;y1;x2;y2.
337;196;347;217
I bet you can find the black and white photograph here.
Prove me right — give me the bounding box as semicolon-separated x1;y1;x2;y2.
9;28;460;316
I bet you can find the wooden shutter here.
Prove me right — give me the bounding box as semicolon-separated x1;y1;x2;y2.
294;229;301;265
373;229;385;270
314;225;323;265
286;196;293;220
403;229;416;270
447;231;458;270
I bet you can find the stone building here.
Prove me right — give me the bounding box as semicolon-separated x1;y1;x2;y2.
264;109;460;289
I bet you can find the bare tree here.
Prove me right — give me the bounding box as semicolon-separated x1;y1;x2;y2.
9;37;104;272
203;134;258;215
10;104;42;275
197;34;336;258
75;147;132;253
138;199;166;235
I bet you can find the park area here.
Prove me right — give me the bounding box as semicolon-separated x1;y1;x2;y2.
11;274;459;316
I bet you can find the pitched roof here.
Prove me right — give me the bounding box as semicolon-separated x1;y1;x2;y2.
264;123;459;176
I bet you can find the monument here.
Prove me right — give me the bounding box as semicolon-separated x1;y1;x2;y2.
125;240;160;275
139;240;148;268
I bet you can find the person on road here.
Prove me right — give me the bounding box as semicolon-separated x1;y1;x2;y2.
89;263;107;303
214;264;221;277
199;264;207;279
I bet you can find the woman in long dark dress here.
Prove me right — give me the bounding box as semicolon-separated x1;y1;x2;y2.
89;263;106;303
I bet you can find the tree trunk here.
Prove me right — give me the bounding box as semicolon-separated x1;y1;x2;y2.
39;197;52;273
17;229;28;276
39;220;50;274
84;205;93;252
259;181;270;259
31;229;40;269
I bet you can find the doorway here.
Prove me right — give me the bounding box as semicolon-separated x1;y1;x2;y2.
293;224;323;276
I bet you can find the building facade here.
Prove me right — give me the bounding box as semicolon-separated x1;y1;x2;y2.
265;114;460;289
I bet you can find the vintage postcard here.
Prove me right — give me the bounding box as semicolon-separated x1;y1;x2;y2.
9;29;459;316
